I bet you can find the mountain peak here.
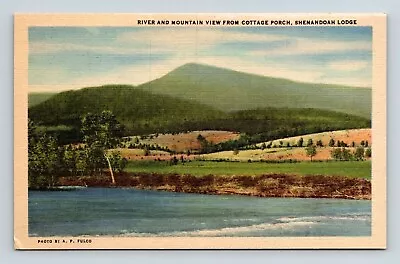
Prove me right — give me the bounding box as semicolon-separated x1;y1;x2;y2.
169;62;225;74
138;62;371;118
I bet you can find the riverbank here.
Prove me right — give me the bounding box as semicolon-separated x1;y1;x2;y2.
56;172;371;200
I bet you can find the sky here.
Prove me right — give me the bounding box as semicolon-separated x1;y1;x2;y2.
28;26;372;92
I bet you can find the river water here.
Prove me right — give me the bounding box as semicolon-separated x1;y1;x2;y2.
28;188;371;237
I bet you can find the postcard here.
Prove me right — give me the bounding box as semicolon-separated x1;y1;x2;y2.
14;13;387;249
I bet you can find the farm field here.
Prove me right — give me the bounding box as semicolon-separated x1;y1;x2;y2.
125;160;371;179
126;130;240;152
257;128;371;148
201;146;370;162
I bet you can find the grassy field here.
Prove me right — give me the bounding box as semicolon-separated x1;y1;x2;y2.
125;160;371;179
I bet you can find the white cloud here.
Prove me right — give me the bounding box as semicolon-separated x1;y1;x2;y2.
28;28;372;91
249;38;371;56
29;42;148;55
29;58;190;92
30;28;289;56
117;28;288;52
327;60;369;71
29;55;371;92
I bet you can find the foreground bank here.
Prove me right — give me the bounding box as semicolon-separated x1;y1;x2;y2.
57;172;371;200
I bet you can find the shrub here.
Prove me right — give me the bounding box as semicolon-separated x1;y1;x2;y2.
297;137;304;147
354;146;365;161
365;148;372;158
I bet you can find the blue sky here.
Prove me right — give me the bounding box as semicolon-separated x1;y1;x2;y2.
29;26;372;92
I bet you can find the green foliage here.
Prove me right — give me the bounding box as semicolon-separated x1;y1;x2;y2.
81;111;123;148
143;147;151;156
305;145;317;161
365;148;372;158
354;146;365;161
109;151;128;173
306;138;313;146
80;111;125;177
331;147;353;161
297;137;304;147
28;120;61;188
28;111;127;188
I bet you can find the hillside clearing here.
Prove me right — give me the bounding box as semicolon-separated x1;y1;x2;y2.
256;128;371;148
126;130;240;152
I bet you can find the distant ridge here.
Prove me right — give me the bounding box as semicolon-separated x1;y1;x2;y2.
28;85;225;134
138;63;371;118
28;92;57;107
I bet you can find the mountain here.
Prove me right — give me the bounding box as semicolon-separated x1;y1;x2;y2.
28;85;226;135
137;63;371;118
29;84;370;145
28;92;57;107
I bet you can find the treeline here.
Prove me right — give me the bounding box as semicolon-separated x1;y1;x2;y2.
29;85;370;145
28;111;127;189
330;147;372;161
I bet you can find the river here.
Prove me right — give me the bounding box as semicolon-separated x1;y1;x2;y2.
28;187;371;237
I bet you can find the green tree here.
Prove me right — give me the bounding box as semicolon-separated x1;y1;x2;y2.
305;145;317;161
297;137;304;147
28;120;61;188
354;146;365;161
328;138;335;147
341;147;352;161
63;145;77;176
81;111;123;148
81;111;124;184
331;148;342;160
143;146;151;156
109;151;128;173
365;147;372;158
306;138;313;147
